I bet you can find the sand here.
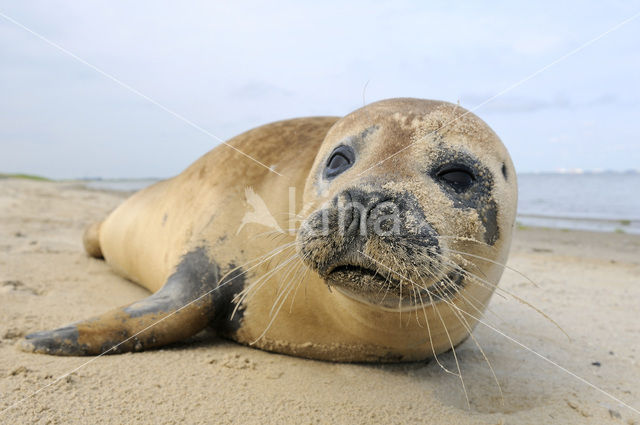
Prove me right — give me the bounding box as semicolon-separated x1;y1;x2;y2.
0;178;639;424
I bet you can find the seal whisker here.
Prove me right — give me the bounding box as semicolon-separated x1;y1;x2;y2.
363;251;640;417
374;255;396;305
413;282;457;375
423;277;470;408
409;285;424;328
424;283;470;408
217;240;299;287
253;270;302;345
231;248;301;319
270;256;305;317
276;253;305;295
268;273;298;318
436;255;571;358
435;254;557;336
437;235;498;251
227;242;298;292
234;251;300;308
288;260;311;313
368;256;472;405
249;230;291;241
443;250;493;282
387;255;409;324
416;270;504;406
434;250;569;339
430;250;507;300
420;259;504;324
421;255;501;315
441;266;505;323
442;248;540;289
360;252;469;406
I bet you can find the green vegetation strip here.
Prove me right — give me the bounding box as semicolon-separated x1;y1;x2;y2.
0;173;52;181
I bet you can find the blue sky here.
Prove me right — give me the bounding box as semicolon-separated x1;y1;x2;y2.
1;1;639;178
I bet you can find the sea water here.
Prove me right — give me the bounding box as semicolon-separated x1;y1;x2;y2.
517;173;639;234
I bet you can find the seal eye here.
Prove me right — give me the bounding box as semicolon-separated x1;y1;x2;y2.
324;146;355;179
328;153;349;169
437;167;475;191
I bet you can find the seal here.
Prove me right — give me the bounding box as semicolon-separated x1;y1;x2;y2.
20;98;517;362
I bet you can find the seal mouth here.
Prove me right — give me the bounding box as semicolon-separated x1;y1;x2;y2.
323;260;420;310
327;264;394;284
321;259;463;311
324;259;398;288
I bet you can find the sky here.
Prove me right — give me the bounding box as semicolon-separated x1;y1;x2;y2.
0;1;639;179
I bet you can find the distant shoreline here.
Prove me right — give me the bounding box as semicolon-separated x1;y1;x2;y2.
516;214;639;235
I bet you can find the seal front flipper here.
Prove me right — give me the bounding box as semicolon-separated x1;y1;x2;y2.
20;247;245;356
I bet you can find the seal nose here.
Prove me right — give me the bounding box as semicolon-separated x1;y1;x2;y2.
334;189;398;238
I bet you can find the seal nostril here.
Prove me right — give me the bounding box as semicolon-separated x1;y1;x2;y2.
335;190;359;238
336;189;366;238
342;203;361;238
335;189;397;238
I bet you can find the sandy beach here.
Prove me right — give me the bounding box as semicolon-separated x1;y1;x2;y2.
1;178;638;424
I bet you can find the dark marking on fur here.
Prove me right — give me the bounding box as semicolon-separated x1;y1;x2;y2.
428;148;499;245
335;126;379;158
124;246;220;318
22;247;242;356
213;264;246;336
301;188;440;275
314;126;379;192
501;162;508;180
299;186;445;309
349;125;379;149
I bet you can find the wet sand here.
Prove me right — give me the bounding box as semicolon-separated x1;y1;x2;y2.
1;178;639;424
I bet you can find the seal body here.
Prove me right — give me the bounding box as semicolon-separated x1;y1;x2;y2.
21;98;517;362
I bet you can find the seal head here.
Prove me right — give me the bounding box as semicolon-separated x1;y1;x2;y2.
297;98;517;311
